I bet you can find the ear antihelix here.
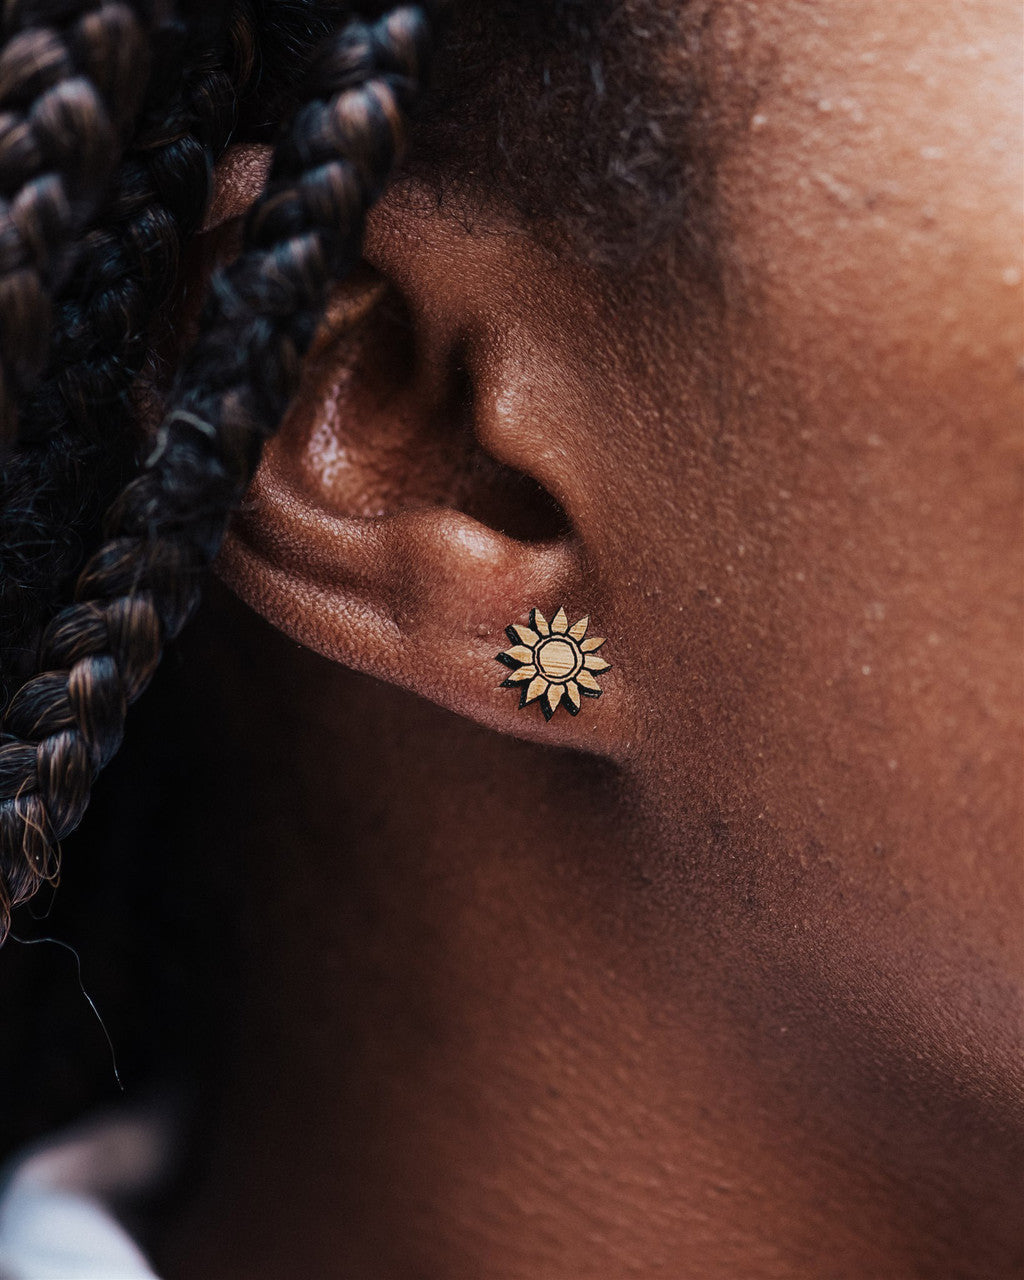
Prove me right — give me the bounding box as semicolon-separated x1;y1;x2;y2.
496;606;610;721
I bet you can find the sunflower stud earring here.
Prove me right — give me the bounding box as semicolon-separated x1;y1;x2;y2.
496;607;610;720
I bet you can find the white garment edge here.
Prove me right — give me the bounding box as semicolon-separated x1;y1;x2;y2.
0;1107;169;1280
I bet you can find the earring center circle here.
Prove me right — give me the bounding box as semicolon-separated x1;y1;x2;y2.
536;638;581;682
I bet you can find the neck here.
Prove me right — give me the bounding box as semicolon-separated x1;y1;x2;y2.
156;601;1019;1280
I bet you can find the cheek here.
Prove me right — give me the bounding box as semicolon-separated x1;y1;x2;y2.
723;1;1021;426
716;1;1022;670
676;1;1023;960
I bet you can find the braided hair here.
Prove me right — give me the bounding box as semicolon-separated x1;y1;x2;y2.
0;0;449;941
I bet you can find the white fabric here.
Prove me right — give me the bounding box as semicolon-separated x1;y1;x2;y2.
0;1109;167;1280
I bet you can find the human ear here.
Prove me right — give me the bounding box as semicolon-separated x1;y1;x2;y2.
217;190;626;756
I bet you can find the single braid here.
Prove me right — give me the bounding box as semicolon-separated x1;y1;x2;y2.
0;0;158;442
0;2;448;938
0;9;239;700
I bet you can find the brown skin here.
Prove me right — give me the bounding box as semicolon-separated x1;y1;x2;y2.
158;2;1023;1277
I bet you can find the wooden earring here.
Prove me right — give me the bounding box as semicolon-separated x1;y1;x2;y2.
496;607;610;720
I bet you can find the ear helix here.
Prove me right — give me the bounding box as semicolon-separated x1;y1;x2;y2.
496;606;611;722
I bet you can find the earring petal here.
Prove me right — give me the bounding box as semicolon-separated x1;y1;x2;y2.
523;676;548;704
508;624;540;647
503;665;536;683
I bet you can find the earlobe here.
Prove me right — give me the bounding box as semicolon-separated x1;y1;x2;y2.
219;452;621;752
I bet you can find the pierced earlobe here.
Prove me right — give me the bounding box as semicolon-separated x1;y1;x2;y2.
496;607;610;721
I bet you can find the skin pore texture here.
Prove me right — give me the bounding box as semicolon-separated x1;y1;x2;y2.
157;2;1022;1277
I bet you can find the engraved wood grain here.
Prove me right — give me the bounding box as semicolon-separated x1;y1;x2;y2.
496;607;610;720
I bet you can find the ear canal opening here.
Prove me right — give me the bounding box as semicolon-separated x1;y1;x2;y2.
457;442;570;544
444;356;571;545
284;284;572;546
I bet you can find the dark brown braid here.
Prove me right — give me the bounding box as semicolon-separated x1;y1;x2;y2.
0;0;159;443
0;2;448;939
0;6;238;699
